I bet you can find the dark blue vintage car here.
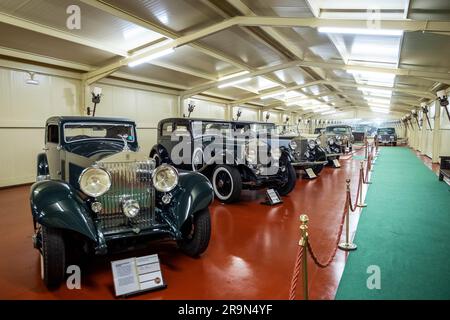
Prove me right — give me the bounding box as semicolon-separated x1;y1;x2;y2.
31;116;213;288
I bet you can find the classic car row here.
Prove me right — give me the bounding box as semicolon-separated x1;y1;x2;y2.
30;116;391;288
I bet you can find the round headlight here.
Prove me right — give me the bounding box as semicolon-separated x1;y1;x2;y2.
289;140;297;150
122;199;140;218
152;164;179;192
328;137;335;145
315;139;321;146
79;167;111;197
308;140;316;149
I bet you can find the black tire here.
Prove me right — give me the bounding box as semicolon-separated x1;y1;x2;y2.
276;162;296;196
212;165;242;203
40;225;66;289
178;208;211;257
393;142;397;146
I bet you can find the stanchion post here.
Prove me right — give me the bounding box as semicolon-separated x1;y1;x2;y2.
358;161;368;206
339;179;357;251
299;214;309;300
364;138;368;159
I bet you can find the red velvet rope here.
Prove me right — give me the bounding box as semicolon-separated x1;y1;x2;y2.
288;245;305;300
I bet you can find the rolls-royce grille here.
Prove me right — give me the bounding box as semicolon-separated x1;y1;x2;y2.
97;161;155;235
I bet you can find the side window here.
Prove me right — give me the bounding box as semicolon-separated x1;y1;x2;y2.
47;125;59;144
161;122;173;137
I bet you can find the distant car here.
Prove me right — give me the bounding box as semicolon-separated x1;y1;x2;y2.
377;127;397;146
269;125;328;176
151;118;297;203
324;125;354;154
31;117;213;288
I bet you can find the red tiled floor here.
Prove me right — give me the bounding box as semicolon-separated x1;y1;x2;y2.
0;148;371;300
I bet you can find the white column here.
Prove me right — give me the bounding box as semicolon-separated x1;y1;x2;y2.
432;101;441;163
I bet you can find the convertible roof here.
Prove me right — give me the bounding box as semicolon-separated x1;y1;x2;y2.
46;116;135;125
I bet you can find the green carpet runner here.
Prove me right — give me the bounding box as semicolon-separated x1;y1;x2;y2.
336;147;450;299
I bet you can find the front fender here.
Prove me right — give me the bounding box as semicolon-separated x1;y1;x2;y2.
30;180;97;241
168;171;213;228
280;147;294;162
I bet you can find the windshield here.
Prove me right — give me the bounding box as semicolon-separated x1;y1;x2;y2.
326;126;351;134
377;128;395;135
64;123;135;143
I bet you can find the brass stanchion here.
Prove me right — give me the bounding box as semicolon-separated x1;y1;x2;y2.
299;214;309;300
364;158;372;185
364;138;368;159
339;179;357;251
358;162;368;206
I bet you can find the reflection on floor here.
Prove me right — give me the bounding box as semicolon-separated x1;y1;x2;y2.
0;147;376;300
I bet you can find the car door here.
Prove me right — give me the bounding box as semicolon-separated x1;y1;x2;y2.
45;123;62;180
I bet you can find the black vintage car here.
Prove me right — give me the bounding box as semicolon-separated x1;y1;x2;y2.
323;125;354;154
274;125;328;176
31;116;213;288
377;127;397;146
150;118;296;203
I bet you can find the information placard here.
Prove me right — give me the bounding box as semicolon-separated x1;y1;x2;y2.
305;168;317;179
111;254;166;297
261;188;283;205
332;159;341;168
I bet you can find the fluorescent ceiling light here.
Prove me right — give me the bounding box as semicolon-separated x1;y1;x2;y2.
321;110;337;115
129;48;174;67
370;107;390;114
347;70;394;77
369;103;390;109
318;27;403;36
218;77;252;88
357;87;392;95
365;97;391;105
218;71;250;81
261;91;286;100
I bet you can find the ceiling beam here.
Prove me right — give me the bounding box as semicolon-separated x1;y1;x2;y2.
84;15;450;82
233;80;324;105
0;12;127;56
232;79;435;105
183;60;302;97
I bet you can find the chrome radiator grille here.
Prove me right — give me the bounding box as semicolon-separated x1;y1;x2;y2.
97;161;155;234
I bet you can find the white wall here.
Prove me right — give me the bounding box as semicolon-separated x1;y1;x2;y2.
0;69;80;186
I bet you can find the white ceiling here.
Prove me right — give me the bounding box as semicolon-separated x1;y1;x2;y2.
0;0;448;119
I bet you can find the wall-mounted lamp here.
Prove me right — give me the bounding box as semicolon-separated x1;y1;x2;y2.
184;101;195;118
26;72;39;85
437;90;450;121
87;87;102;116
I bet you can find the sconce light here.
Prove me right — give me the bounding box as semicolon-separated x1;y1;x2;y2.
26;72;39;85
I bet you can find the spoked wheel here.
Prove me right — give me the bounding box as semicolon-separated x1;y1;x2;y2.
276;162;296;196
178;208;211;257
40;225;66;289
212;165;242;203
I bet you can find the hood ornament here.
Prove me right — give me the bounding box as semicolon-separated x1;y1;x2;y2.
118;134;130;152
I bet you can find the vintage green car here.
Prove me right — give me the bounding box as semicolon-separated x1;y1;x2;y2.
31;116;213;288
